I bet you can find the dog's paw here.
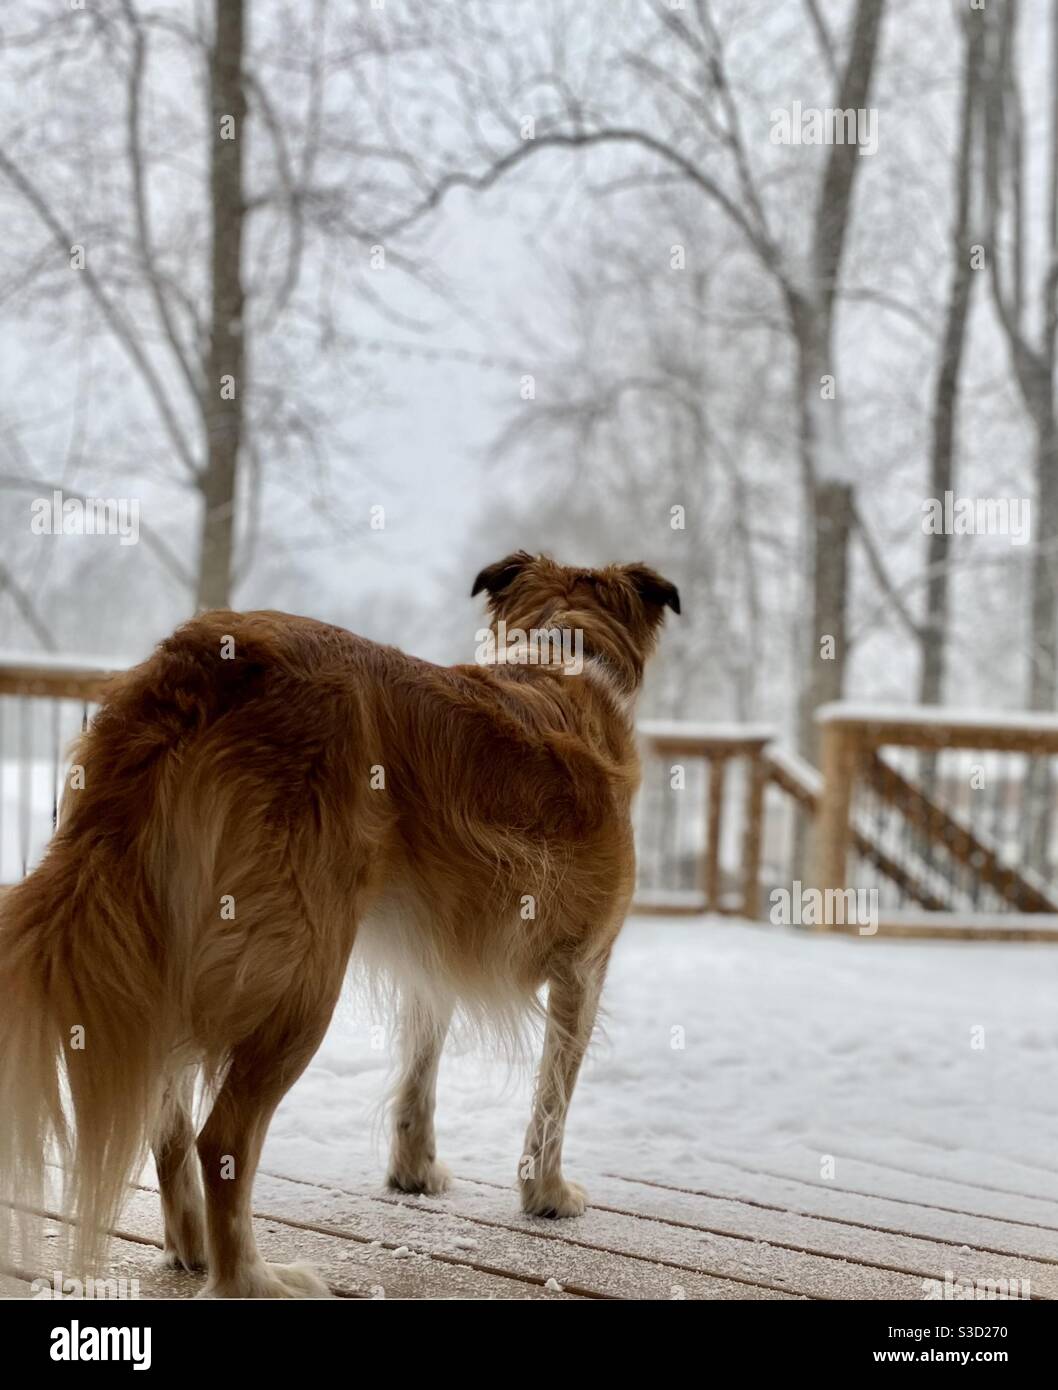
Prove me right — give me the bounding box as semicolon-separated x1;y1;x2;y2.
386;1158;452;1196
155;1245;207;1273
196;1260;331;1299
521;1177;587;1219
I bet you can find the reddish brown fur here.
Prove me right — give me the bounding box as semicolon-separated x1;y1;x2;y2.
0;553;677;1297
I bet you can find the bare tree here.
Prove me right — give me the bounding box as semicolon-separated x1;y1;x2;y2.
484;205;794;722
416;0;891;754
0;0;510;625
198;0;247;610
920;7;986;705
983;0;1058;714
982;0;1058;868
785;0;888;755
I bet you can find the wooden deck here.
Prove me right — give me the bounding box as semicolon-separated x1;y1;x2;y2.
8;1152;1055;1299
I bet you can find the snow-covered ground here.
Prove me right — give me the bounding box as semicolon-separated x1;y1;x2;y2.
265;917;1058;1206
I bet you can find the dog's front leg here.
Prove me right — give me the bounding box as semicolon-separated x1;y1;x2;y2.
520;960;606;1218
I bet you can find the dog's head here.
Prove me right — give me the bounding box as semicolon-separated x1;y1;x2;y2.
471;551;680;691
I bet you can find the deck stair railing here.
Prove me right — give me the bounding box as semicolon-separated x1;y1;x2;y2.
812;705;1058;933
634;705;1058;936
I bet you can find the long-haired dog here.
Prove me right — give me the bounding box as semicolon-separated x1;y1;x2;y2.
0;552;678;1298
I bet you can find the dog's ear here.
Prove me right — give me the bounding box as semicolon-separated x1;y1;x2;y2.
471;550;533;601
622;563;681;615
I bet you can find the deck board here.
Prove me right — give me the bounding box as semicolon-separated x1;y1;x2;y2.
5;1158;1052;1299
598;1161;1058;1265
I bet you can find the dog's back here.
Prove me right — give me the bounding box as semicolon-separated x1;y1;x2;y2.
81;608;637;1034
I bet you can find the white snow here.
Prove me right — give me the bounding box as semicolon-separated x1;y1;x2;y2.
817;701;1058;735
0;649;126;677
263;916;1058;1207
878;909;1058;933
628;888;707;911
761;744;822;793
638;721;777;744
1;756;65;881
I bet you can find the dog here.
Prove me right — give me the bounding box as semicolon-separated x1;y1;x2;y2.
0;552;678;1298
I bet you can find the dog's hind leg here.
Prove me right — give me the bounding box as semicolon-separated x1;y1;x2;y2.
195;1003;339;1299
152;1066;207;1271
520;955;608;1219
386;994;452;1195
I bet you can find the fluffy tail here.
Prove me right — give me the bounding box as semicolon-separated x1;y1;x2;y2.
0;721;172;1283
0;613;317;1283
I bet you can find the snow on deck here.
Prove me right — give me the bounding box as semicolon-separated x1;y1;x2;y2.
10;918;1058;1299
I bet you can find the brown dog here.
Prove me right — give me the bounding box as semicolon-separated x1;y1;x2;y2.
0;552;678;1297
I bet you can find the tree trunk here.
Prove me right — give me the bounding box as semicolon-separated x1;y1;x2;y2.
811;479;854;690
790;306;853;764
1029;410;1058;714
921;18;982;705
791;316;854;872
197;0;247;611
795;0;888;763
1023;403;1058;872
980;0;1058;873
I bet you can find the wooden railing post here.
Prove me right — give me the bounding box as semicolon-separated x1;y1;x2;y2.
741;748;767;919
813;715;860;925
704;754;726;913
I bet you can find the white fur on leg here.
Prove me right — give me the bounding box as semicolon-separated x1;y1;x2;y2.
155;1245;207;1273
155;1207;208;1272
196;1260;331;1299
521;1176;587;1219
387;1157;452;1196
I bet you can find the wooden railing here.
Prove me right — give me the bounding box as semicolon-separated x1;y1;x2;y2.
633;722;775;917
759;744;949;911
0;655;116;702
811;704;1058;936
632;706;1058;935
3;656;1058;938
0;656;114;881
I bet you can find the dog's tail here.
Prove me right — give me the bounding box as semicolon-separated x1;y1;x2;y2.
0;705;173;1283
0;613;320;1284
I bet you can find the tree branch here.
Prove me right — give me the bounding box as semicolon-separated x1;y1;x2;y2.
119;0;206;415
0;474;196;592
852;500;925;642
0;558;56;650
0;150;200;480
243;69;306;331
803;0;839;81
814;0;887;325
371;127;783;277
